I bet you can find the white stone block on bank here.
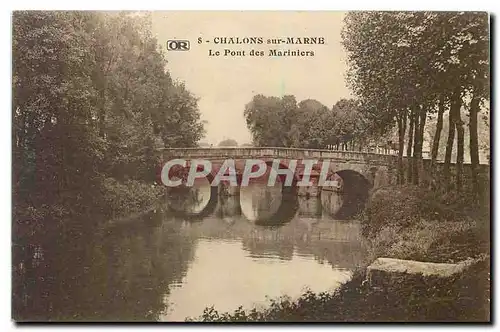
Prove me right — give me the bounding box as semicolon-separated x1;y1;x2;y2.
366;257;472;288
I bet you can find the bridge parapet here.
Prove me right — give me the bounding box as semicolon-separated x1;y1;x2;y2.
159;147;398;165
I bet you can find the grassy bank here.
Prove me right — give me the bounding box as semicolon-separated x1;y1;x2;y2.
362;185;489;263
190;185;490;322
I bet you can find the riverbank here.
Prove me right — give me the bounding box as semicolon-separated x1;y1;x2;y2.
190;185;490;322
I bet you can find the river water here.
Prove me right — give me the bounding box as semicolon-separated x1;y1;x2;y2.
27;183;368;321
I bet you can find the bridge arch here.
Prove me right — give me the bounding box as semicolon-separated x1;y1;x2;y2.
238;160;299;226
165;172;219;221
321;169;372;219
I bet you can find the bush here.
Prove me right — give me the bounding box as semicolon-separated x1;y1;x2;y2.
102;178;164;219
362;185;489;263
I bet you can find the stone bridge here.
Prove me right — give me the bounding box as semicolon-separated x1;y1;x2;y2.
157;147;489;220
158;147;399;197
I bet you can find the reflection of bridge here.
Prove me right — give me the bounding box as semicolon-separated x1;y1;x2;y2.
159;147;398;197
170;196;367;269
166;181;367;223
179;196;367;268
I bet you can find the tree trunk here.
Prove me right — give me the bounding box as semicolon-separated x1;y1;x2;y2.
469;90;481;199
412;106;421;185
430;96;445;188
416;105;427;186
454;94;464;192
412;106;426;185
431;97;445;163
407;109;415;183
397;111;407;184
443;96;456;188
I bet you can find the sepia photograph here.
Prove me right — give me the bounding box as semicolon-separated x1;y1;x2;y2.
11;10;490;322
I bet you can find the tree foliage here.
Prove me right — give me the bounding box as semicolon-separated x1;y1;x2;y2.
12;11;205;319
342;11;489;191
244;95;373;150
13;11;204;210
218;138;239;147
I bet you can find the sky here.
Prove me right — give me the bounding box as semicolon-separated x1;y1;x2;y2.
151;11;352;146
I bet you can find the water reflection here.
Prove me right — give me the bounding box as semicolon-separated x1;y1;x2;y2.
240;181;299;226
159;200;367;321
162;239;352;321
170;185;364;224
35;185;368;322
35;211;198;321
167;175;370;223
298;195;323;218
240;181;283;222
321;189;345;217
166;177;217;220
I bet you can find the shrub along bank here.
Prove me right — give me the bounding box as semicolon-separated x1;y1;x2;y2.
102;178;165;220
362;185;489;263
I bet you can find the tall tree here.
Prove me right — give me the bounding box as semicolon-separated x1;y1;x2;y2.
342;11;489;189
244;95;299;147
12;11;206;319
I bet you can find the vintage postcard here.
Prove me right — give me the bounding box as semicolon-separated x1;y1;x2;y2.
12;11;490;322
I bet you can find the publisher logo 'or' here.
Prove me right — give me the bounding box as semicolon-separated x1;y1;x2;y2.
167;40;190;51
